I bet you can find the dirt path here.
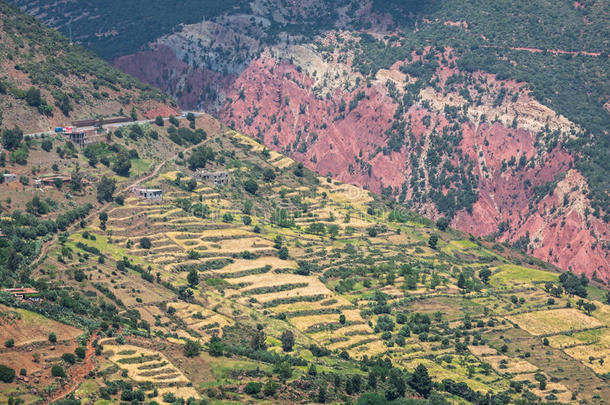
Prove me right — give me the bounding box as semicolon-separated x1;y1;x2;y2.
29;139;203;270
44;334;97;405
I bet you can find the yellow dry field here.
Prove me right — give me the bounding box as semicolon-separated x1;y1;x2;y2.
485;355;538;374
167;302;233;339
592;303;610;327
468;345;498;356
546;334;582;349
104;344;191;384
205;237;272;253
253;285;331;303
309;324;373;342
271;297;349;313
230;272;315;290
156;387;199;400
507;308;603;335
564;344;610;374
288;312;356;330
214;257;296;276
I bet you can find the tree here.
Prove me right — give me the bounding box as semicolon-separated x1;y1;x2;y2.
436;217;449;231
317;385;327;403
187;269;199;288
51;365;66;378
251;327;266;351
278;246;289;260
457;273;466;289
244;179;259;195
0;365;15;383
428;234;438;249
188;145;215;169
25;87;42;107
263;168;276;182
183;340;200;357
4;338;14;348
280;330;294;352
479;268;491;284
409;363;432;398
139;237;152;249
244;381;262;395
2;126;23;150
112;151;131;176
155;116;164;126
75;346;86;359
41;139;53;152
48;332;57;343
169;115;179;126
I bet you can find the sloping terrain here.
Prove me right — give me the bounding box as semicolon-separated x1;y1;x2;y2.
11;0;608;278
0;1;176;133
1;111;609;404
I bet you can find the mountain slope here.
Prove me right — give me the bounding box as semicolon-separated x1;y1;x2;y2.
1;110;610;404
0;0;177;133
9;0;609;276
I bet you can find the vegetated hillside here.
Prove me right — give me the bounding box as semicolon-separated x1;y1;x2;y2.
1;112;609;404
10;1;609;276
0;1;177;133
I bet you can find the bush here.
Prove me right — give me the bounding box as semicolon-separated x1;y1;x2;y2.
244;381;262;395
48;332;57;343
75;346;86;359
0;365;15;383
62;353;76;364
139;237;152;249
184;340;200;357
51;365;67;378
4;338;14;348
244;179;259;195
41;139;53;152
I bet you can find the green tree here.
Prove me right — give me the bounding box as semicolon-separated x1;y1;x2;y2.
0;365;15;383
187;269;199;288
48;332;57;343
155;116;164;126
188;145;215;169
51;365;66;378
409;363;432;398
479;268;491;284
2;126;23;151
436;217;449;231
244;179;259;195
183;339;200;357
457;273;466;289
428;234;438;249
139;237;152;249
280;330;294;352
112;151;131;176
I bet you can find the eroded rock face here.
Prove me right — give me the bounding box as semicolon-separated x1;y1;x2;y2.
113;28;608;279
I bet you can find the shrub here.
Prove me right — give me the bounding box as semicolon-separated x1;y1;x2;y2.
51;365;67;378
48;332;57;343
244;179;259;194
4;338;14;348
75;346;86;359
139;237;152;249
61;353;76;364
0;365;15;382
244;381;262;395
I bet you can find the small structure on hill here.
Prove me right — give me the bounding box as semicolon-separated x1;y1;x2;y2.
194;169;229;186
131;187;163;201
34;175;72;188
2;287;40;301
2;173;17;183
66;130;100;147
